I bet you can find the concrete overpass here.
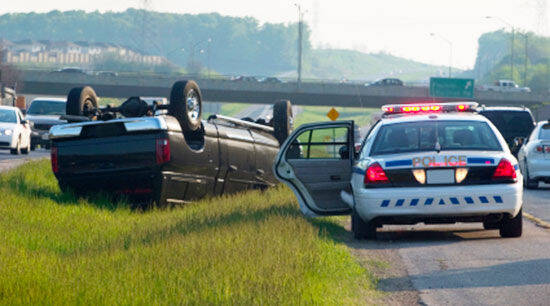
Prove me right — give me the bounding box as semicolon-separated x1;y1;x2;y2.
17;70;548;107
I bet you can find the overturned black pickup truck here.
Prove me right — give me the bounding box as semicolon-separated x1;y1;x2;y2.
50;80;294;206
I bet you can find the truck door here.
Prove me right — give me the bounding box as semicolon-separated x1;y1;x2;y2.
273;121;354;217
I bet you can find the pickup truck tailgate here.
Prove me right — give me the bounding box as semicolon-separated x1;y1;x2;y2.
56;133;161;174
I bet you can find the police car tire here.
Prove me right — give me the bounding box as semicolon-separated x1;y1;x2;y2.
483;221;499;230
352;211;376;240
273;100;293;145
169;80;202;132
499;209;522;238
66;86;99;117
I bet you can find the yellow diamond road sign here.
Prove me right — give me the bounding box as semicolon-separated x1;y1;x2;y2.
327;108;339;121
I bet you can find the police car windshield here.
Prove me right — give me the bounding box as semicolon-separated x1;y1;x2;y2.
370;120;502;156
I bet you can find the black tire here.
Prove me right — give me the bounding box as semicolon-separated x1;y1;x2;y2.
499;209;523;238
66;86;99;117
352;211;376;240
10;138;20;155
21;139;30;155
273;99;293;145
169;80;202;132
523;161;538;189
483;220;499;230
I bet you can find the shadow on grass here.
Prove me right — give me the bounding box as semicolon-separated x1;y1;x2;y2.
3;172;131;211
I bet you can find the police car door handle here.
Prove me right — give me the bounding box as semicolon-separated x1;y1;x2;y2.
330;175;341;181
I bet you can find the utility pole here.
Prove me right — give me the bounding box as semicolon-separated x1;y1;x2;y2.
295;4;306;89
523;33;529;86
511;28;515;81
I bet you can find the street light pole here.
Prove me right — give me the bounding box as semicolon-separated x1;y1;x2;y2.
430;33;453;78
485;16;515;81
295;4;307;89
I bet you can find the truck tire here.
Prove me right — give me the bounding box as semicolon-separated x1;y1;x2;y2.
352;211;376;240
169;80;202;132
273;100;293;145
66;86;99;117
499;209;522;238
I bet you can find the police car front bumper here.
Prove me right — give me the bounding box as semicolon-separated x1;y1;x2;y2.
343;181;522;223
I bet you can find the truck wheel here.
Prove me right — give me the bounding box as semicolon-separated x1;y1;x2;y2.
273;99;293;145
352;211;376;240
499;209;523;238
66;86;99;117
169;80;202;132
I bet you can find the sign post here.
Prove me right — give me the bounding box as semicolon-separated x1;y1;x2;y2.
429;77;475;99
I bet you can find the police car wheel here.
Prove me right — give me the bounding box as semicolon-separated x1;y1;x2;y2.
352;211;376;240
482;221;499;230
499;209;523;238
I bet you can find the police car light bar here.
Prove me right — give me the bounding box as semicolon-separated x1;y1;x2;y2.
382;102;478;115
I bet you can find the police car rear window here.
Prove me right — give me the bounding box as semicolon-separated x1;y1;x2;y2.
370;120;502;156
540;124;550;140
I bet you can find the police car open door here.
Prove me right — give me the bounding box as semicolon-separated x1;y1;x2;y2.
274;121;354;217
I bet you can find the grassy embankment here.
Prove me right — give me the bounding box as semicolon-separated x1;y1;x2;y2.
0;161;379;304
295;106;379;129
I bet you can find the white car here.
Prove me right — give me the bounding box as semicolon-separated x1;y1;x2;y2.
274;102;523;239
0;106;32;155
518;120;550;189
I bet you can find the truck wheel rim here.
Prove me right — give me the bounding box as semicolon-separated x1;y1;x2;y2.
186;90;200;123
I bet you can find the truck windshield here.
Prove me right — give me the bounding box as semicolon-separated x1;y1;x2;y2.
370;120;502;156
0;109;17;123
28;100;66;115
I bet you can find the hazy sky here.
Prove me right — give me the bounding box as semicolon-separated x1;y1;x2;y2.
1;0;548;69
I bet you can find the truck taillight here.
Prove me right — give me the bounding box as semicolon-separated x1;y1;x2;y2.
364;163;389;185
51;146;59;173
156;138;171;164
492;158;516;181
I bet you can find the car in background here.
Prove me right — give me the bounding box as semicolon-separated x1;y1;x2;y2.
54;67;87;74
26;98;67;150
482;80;531;93
96;71;118;77
260;77;283;84
366;78;404;87
518;120;550;189
0;105;31;155
231;76;258;82
478;106;536;156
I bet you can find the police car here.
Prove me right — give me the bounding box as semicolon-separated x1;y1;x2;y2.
274;102;523;239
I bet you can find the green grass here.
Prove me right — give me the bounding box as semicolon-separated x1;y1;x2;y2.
295;106;379;128
0;160;379;304
220;103;252;117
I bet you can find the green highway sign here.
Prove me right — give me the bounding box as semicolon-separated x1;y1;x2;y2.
429;77;475;99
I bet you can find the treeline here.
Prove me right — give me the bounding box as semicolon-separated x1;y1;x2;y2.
471;30;549;93
0;9;306;76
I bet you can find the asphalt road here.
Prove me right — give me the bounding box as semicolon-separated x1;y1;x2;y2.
0;149;50;171
350;187;550;305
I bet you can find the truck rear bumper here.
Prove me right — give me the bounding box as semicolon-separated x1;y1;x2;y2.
56;169;160;195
